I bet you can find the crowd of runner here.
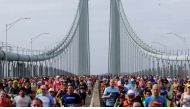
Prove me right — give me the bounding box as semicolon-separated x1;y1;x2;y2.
0;75;96;107
100;75;190;107
1;74;190;107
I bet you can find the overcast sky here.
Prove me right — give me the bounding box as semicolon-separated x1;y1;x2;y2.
0;0;190;74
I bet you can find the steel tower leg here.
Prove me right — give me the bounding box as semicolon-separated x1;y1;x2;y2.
108;0;121;74
79;0;90;75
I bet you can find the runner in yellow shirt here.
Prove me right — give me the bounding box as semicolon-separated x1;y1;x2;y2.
185;79;190;87
172;79;179;89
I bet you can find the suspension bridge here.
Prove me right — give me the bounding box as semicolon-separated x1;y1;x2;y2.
1;0;190;107
0;0;189;80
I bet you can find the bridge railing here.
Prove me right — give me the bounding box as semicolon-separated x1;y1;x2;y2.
0;41;44;55
90;80;101;107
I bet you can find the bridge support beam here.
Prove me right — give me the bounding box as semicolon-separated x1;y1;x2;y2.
79;0;90;75
108;0;121;74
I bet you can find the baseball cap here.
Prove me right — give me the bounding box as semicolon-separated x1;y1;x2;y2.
131;78;134;82
119;76;123;79
127;89;135;95
60;79;64;82
37;81;43;86
118;81;121;86
48;88;54;92
56;75;60;78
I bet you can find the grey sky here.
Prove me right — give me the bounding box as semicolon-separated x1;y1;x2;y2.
0;0;190;74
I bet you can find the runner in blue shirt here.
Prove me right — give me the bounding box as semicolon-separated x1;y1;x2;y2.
102;79;119;107
36;85;55;107
61;85;81;107
145;84;167;107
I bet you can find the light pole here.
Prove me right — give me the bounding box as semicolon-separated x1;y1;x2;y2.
5;17;31;78
30;33;49;77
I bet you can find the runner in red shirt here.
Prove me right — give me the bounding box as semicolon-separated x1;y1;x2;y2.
0;90;11;107
54;76;61;92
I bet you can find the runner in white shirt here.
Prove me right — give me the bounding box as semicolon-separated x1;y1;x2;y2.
87;78;93;96
13;87;31;107
180;84;190;107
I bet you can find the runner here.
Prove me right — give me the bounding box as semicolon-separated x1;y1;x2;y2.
145;84;167;107
102;79;119;107
78;79;87;106
0;89;11;107
133;101;142;107
36;85;55;107
31;98;43;107
180;84;190;107
4;79;12;94
122;89;136;107
13;87;31;107
87;77;93;96
8;80;20;101
48;88;56;106
53;76;61;92
61;85;81;107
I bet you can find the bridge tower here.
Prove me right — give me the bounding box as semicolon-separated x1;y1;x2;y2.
79;0;90;75
108;0;121;74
